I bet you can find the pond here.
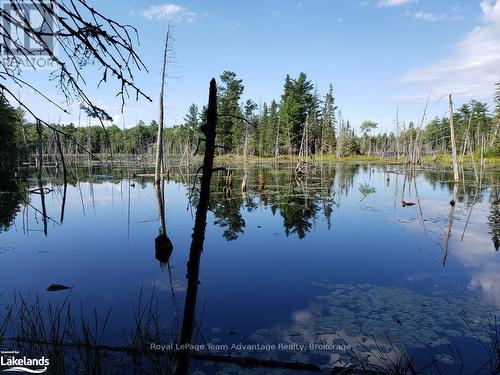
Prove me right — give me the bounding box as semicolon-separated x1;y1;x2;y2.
0;161;499;374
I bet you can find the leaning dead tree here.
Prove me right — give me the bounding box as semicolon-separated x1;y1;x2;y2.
0;0;151;156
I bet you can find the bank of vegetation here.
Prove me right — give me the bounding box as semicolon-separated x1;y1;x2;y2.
1;74;499;170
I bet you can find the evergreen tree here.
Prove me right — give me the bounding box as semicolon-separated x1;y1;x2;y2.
243;99;258;156
184;104;199;132
279;73;314;154
360;120;378;156
218;71;244;152
322;84;337;154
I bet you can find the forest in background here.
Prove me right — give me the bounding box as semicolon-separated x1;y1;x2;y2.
1;71;500;169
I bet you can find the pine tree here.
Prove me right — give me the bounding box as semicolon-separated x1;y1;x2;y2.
218;71;244;153
279;73;314;154
184;104;199;132
322;84;337;154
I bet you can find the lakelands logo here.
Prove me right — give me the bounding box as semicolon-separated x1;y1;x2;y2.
0;351;49;373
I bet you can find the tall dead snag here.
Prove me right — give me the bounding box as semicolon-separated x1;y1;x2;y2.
54;129;67;186
490;119;500;148
274;115;280;160
175;79;218;375
395;107;400;160
155;24;171;183
36;119;43;180
36;120;48;235
54;127;68;223
296;114;309;174
411;93;430;165
448;94;460;183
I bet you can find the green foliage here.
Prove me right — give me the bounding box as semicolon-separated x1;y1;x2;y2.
321;84;337;153
360;120;378;135
184;104;199;133
279;73;315;153
3;74;500;165
0;95;17;168
218;71;244;151
485;144;500;157
0;175;26;232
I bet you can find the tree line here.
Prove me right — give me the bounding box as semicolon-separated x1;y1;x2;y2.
1;73;499;168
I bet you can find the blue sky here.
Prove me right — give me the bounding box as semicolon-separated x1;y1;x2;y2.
11;0;500;133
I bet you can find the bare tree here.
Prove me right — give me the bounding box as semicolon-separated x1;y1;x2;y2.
155;24;170;183
448;94;460;183
0;0;151;154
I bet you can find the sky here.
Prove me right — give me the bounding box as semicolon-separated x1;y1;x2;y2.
8;0;500;134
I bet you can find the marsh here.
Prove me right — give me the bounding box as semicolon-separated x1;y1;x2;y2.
0;161;499;374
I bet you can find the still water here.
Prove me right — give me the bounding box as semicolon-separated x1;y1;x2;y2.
0;162;499;374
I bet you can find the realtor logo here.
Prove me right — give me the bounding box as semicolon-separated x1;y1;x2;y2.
1;0;57;68
1;351;49;373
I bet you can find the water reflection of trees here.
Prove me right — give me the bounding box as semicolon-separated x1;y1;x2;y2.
212;195;245;241
0;173;26;232
205;163;342;240
488;182;499;251
7;163;499;248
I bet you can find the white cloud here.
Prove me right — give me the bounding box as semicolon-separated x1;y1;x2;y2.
408;6;463;22
399;0;500;99
413;11;446;22
142;3;199;23
378;0;415;7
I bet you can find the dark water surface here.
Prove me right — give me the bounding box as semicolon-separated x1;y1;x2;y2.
1;162;499;374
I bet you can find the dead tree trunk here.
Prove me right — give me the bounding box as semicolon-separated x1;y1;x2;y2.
36;120;48;235
460;109;474;164
336;110;342;159
274;114;280;159
296;115;308;174
490;118;500;148
395;107;400;160
448;94;460;182
54;129;67;186
155;24;170;183
443;183;458;266
176;79;218;375
411;94;430;165
36;119;43;181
